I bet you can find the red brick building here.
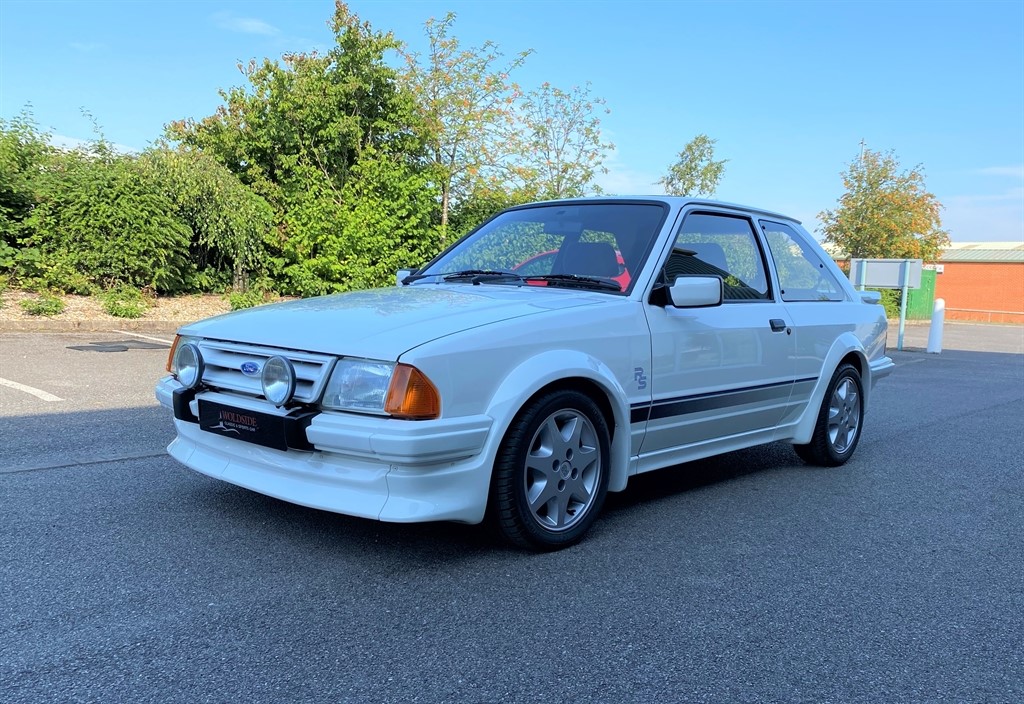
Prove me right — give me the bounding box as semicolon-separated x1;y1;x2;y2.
936;243;1024;323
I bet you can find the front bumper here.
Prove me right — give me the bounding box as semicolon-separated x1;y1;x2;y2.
155;376;494;523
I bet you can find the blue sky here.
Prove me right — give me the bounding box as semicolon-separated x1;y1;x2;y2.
1;0;1022;242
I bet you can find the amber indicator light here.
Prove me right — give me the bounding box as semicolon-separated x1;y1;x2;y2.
385;364;441;420
166;335;181;373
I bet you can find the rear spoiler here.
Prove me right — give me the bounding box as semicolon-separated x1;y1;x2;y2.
859;290;882;305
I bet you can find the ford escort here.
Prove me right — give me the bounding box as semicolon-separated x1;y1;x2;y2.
156;197;894;549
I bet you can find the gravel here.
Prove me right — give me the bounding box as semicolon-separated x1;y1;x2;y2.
0;290;259;333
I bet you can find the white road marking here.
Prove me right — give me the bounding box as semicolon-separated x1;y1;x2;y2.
0;377;64;402
112;330;174;345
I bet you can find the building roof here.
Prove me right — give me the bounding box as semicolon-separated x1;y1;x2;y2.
941;242;1024;263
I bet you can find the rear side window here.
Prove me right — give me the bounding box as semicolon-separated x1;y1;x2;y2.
760;221;846;302
664;213;771;301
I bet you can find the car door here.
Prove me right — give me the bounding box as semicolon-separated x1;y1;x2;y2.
637;210;797;466
758;219;856;425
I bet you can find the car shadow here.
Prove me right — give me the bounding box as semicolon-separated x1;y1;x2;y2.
2;400;809;563
188;477;509;561
603;440;800;515
185;439;804;562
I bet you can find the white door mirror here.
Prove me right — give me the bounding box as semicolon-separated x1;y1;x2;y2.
396;269;415;286
668;276;723;308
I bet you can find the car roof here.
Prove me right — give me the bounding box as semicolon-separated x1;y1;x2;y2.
511;196;801;225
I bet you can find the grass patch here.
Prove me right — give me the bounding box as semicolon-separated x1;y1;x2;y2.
20;292;65;316
228;287;273;311
100;285;148;319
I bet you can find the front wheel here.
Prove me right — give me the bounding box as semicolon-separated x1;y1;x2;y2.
489;390;610;550
794;363;864;467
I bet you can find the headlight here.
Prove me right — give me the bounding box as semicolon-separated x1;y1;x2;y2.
321;359;441;420
173;342;204;390
322;359;395;414
167;335;199;373
262;356;296;407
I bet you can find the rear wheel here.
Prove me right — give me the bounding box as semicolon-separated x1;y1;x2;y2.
490;390;610;550
794;363;864;466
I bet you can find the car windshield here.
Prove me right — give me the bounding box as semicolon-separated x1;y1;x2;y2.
410;202;668;293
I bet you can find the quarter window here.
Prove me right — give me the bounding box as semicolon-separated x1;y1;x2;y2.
664;213;770;301
760;221;846;302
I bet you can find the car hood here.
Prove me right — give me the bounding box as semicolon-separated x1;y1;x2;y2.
179;284;605;360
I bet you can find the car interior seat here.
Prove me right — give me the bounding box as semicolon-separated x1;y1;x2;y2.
562;242;620;278
663;243;730;284
687;242;728;272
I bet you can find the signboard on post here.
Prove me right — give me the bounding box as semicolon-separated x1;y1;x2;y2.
848;258;923;290
847;258;924;352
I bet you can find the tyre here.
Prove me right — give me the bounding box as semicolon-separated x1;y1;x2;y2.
794;363;864;467
490;390;610;550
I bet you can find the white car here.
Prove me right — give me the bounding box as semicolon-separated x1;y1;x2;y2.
156;197;894;550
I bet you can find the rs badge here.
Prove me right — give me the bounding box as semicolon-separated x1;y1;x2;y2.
634;367;647;390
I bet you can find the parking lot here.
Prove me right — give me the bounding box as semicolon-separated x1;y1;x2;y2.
2;323;1022;703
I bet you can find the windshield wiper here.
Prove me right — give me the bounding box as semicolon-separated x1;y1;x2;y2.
402;269;524;285
440;270;525;285
406;269;620;291
523;274;622;292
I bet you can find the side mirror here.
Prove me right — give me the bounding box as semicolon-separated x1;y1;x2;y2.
668;276;723;308
396;268;416;286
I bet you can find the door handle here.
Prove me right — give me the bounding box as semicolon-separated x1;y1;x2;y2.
769;319;788;333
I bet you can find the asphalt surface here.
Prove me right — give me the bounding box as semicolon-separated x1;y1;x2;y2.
1;324;1022;703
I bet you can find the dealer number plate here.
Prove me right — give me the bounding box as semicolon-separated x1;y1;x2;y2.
198;400;290;451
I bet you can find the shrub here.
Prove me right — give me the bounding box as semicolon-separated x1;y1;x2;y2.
18;150;192;293
228;288;269;311
100;285;148;318
869;288;902;319
20;292;64;316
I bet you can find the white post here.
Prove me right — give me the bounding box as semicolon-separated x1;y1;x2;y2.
927;298;945;354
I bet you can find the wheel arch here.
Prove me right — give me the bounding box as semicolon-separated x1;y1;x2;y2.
485;351;633;493
791;334;870;445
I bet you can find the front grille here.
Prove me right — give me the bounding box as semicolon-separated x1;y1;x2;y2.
196;340;335;404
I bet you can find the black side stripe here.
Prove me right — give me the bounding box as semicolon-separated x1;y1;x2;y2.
630;377;818;424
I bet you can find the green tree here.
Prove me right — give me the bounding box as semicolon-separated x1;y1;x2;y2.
819;147;949;260
167;1;439;295
167;1;420;210
400;12;531;233
280;148;441;295
446;183;524;237
658;133;727;197
139;147;275;291
0;113;53;268
505;81;613;200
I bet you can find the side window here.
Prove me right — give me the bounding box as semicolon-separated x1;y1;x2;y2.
760;221;846;302
664;213;770;301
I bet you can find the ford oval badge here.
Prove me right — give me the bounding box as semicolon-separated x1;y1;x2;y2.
240;361;261;377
